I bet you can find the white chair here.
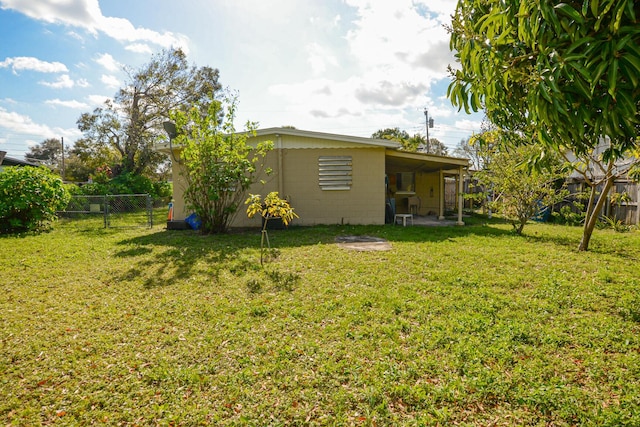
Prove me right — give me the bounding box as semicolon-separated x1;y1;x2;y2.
394;213;413;226
408;196;420;215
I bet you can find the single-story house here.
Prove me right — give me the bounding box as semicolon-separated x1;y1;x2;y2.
0;151;39;172
156;127;469;227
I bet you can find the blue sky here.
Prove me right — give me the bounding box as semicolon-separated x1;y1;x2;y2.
0;0;483;159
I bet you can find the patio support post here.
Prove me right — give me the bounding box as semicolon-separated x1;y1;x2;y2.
457;166;465;226
438;168;445;220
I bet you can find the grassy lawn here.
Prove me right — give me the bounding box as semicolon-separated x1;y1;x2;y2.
1;216;639;426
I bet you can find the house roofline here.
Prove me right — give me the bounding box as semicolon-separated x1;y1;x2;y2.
252;127;401;149
0;155;40;167
385;148;470;167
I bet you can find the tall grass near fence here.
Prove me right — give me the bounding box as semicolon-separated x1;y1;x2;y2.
1;218;639;425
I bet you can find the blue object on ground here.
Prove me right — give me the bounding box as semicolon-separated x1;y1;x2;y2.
185;213;202;230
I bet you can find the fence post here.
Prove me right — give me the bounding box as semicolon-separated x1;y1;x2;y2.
103;195;109;228
147;194;153;228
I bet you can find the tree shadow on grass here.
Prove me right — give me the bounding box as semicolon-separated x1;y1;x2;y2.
114;229;260;289
523;231;581;251
113;220;521;290
523;225;640;261
113;217;639;290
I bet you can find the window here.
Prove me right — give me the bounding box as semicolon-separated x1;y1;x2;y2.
395;172;415;193
319;156;352;190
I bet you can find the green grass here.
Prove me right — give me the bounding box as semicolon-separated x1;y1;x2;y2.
1;216;639;426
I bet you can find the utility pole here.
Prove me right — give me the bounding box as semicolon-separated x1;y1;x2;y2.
61;136;65;180
423;109;434;153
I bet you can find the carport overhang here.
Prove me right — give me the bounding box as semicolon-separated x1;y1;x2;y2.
385;149;470;225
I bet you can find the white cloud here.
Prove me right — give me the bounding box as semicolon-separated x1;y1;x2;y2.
0;0;189;52
76;78;90;88
306;42;339;76
94;53;120;72
67;30;85;43
125;43;153;54
100;74;120;88
344;0;450;78
0;56;68;74
45;99;90;109
454;119;483;132
87;94;111;106
268;0;454;120
0;106;81;141
39;74;75;89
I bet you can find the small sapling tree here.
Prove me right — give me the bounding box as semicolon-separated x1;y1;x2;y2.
246;192;298;266
473;131;568;234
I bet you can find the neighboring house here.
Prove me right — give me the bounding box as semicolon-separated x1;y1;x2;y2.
156;127;470;227
563;138;640;225
0;151;39;172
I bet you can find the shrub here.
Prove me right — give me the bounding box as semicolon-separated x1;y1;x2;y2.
73;172;169;199
109;172;155;195
552;204;585;226
598;216;631;233
76;182;110;196
174;94;273;233
153;180;172;199
0;166;70;233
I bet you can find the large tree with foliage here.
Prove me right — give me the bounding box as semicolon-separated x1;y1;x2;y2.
448;0;640;250
372;128;449;154
418;137;449;156
77;48;221;178
372;128;410;142
24;138;62;170
63;137;121;182
171;94;273;234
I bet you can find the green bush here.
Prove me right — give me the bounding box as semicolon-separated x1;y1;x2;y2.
551;204;585;226
110;172;155;195
73;172;169;199
153;180;172;199
0;166;70;233
75;182;110;196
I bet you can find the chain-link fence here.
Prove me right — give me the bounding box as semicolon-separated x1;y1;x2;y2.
59;194;156;228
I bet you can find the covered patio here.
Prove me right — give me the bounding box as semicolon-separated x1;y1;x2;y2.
385;149;469;226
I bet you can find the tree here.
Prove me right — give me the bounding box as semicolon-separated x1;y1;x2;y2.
473;130;568;234
66;137;121;180
372;128;410;142
371;128;450;154
246;191;298;266
77;48;222;178
454;138;483;170
455;119;502;170
419;137;449;156
448;0;640;250
0;166;70;233
24;138;62;170
171;94;273;234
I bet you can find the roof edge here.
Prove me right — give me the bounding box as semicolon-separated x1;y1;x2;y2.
385;148;470;166
252;127;401;149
